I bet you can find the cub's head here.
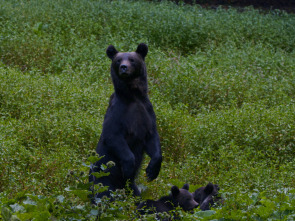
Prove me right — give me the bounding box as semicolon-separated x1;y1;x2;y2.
193;183;222;211
106;43;148;80
171;184;199;211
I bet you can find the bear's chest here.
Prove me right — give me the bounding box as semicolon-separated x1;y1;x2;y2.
123;102;153;140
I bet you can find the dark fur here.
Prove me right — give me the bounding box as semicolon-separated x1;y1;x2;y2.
137;184;199;219
89;43;162;198
193;183;223;210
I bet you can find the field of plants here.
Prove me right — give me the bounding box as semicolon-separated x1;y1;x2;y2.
1;0;295;220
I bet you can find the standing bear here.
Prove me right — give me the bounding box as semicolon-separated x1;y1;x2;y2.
89;43;162;198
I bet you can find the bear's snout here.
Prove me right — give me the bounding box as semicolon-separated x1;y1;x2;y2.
194;202;199;208
120;64;128;73
191;200;199;209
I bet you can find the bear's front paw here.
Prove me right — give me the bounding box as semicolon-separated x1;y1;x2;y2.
121;158;135;179
146;165;159;181
146;156;162;181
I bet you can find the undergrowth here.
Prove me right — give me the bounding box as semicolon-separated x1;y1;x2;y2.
1;0;295;220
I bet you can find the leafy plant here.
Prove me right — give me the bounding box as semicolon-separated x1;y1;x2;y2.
1;0;295;220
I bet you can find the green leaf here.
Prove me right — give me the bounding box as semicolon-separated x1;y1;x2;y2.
251;192;259;204
76;182;92;190
100;218;114;221
90;209;99;216
101;164;107;170
1;207;12;221
88;155;102;164
32;22;43;33
75;205;85;210
95;186;109;193
71;190;91;202
91;171;110;179
23;198;37;206
56;195;65;203
10;215;21;221
194;210;216;218
17;211;51;221
10;204;25;213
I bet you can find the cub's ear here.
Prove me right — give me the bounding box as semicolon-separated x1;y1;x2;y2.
214;184;220;191
106;45;118;60
136;43;148;60
182;183;189;190
204;183;214;195
171;186;180;197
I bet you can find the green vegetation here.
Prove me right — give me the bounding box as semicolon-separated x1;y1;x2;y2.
1;0;295;220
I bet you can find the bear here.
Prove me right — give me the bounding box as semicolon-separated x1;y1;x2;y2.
193;183;223;211
89;43;162;199
137;184;199;220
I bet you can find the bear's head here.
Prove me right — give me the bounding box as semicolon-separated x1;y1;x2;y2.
193;183;222;211
106;43;148;80
171;184;199;211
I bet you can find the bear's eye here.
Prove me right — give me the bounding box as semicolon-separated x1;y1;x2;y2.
116;59;122;64
129;58;135;63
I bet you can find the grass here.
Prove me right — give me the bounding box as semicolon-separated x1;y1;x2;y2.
0;0;295;220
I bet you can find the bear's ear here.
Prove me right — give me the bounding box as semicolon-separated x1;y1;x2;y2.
182;183;189;190
136;43;148;60
204;183;214;195
106;45;118;60
171;186;180;197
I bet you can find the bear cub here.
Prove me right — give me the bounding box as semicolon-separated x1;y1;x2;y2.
193;183;222;211
137;184;199;217
89;43;162;199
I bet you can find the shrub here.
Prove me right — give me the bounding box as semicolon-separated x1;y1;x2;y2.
1;0;295;220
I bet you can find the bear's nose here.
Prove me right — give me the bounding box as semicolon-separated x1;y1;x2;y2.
120;65;128;72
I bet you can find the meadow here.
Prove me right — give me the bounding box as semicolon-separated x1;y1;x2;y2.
0;0;295;220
